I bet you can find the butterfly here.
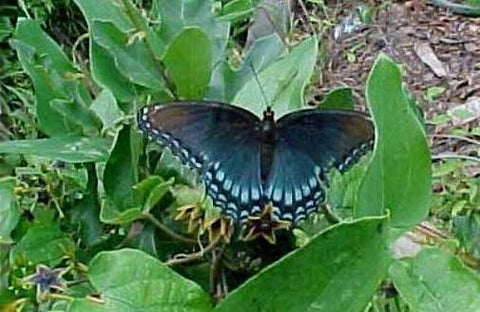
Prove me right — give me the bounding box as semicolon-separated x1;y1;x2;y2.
137;101;374;224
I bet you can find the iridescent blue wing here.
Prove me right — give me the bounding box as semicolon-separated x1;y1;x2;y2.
265;109;374;224
137;102;263;221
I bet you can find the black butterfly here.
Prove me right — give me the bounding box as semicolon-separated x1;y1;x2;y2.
137;102;374;224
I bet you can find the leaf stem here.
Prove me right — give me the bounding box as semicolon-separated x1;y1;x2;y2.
144;212;197;244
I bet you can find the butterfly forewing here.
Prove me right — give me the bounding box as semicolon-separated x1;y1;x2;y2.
264;109;374;223
138;102;264;220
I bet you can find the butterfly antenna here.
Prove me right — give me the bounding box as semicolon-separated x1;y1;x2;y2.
250;64;270;108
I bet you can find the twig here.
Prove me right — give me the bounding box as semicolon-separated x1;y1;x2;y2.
210;244;226;303
430;134;480;147
144;213;197;244
45;293;74;302
71;33;90;64
167;236;221;266
297;0;317;35
432;154;480;163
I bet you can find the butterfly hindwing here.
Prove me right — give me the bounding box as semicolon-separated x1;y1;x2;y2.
138;102;263;220
265;109;374;223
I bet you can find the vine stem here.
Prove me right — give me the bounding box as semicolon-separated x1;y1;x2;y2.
144;213;197;244
166;236;221;266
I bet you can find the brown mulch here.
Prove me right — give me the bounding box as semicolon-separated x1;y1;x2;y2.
315;1;480;120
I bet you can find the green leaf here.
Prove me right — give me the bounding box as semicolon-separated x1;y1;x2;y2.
90;89;125;133
12;36;71;136
74;0;139;102
90;42;138;102
219;0;253;23
208;33;285;102
0;136;111;163
423;86;445;102
70;164;103;247
318;87;355;110
51;99;102;136
153;0;229;64
11;222;75;266
14;19;93;137
14;18;75;75
74;0;133;32
79;249;212;311
327;158;369;214
163;28;212;99
0;177;20;244
390;248;480;312
233;36;317;118
216;216;389;312
69;299;105;312
92;21;166;91
100;201;143;224
133;176;174;213
355;54;431;234
102;126;142;223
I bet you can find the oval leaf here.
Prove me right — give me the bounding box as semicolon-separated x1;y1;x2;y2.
11;223;75;266
355;54;431;234
216;216;388;312
79;249;212;311
390;248;480;311
163;28;212;99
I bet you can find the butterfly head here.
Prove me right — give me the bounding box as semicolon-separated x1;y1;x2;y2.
263;106;274;121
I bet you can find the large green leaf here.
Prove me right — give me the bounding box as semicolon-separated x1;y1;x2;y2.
216;216;389;312
70;164;103;247
355;54;431;234
0;136;111;163
92;21;166;91
69;249;212;311
207;33;285;102
163;28;212;99
11;222;75;266
14;19;93;137
90;42;138;102
51;99;102;136
390;248;480;311
101;126;142;223
153;0;229;64
0;177;20;244
74;0;138;102
74;0;132;32
232;36;317;118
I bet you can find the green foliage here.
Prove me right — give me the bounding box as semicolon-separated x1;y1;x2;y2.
390;248;480;311
163;28;212;99
1;0;476;311
0;177;20;244
69;249;212;311
356;54;431;235
217;217;389;312
233;36;318;118
318;87;355;110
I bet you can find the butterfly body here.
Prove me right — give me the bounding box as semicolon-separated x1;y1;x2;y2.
138;102;374;224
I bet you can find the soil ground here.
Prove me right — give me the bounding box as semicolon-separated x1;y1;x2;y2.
310;1;480;120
